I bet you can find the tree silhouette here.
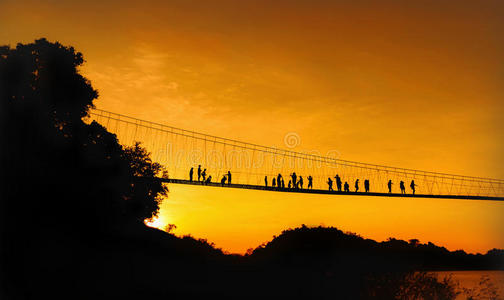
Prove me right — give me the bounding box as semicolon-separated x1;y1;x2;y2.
0;39;169;299
0;38;168;226
0;38;97;130
122;142;168;222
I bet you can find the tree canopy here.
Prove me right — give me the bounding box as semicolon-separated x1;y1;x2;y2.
0;38;168;230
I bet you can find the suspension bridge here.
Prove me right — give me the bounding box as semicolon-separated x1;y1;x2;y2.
87;109;504;201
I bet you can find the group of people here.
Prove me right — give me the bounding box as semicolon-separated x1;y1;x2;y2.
189;167;418;194
189;165;232;186
326;174;364;192
264;173;314;190
326;176;417;194
266;174;418;194
388;179;417;194
326;176;370;193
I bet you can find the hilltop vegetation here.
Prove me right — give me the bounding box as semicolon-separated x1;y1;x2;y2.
0;39;502;300
249;225;504;271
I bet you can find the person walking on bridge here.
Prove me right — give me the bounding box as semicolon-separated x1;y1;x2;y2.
388;180;393;193
298;176;304;189
344;181;350;192
189;167;194;182
291;172;297;189
202;169;207;182
410;180;417;195
355;179;360;192
307;176;313;189
364;179;370;193
327;178;333;191
227;171;232;185
221;175;227;186
335;174;342;192
400;181;405;194
272;178;276;187
264;176;268;187
277;174;283;189
197;165;202;181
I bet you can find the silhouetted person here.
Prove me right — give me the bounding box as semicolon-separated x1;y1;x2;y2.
410;180;417;194
221;175;227;186
272;178;276;187
298;176;304;189
227;170;232;184
288;180;292;189
335;174;342;192
327;178;333;191
205;175;212;184
202;169;207;181
344;181;350;192
355;179;359;192
197;165;202;181
291;172;297;189
277;174;282;189
307;175;313;189
189;167;194;182
265;176;268;187
364;179;370;193
388;180;393;193
400;181;405;194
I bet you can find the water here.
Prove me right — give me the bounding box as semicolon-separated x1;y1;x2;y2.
435;271;504;300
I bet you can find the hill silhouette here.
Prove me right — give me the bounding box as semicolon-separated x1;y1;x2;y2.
0;38;502;300
249;225;504;272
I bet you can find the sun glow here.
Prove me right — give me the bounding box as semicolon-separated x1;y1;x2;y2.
145;216;166;230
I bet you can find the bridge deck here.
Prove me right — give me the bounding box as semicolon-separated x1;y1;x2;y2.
156;178;504;201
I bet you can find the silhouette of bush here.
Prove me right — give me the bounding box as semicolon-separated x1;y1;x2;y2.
395;272;460;300
163;223;177;233
461;275;501;300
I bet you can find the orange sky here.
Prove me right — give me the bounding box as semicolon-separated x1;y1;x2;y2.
1;0;503;254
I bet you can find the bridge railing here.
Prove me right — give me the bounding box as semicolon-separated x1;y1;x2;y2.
87;109;504;198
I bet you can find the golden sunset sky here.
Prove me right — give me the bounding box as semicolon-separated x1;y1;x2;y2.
2;0;503;254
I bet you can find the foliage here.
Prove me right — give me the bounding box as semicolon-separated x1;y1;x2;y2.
250;225;504;272
163;224;177;233
122;142;168;221
0;38;171;299
461;275;501;300
0;38;97;132
0;38;168;226
362;272;460;300
395;272;460;300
